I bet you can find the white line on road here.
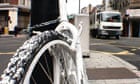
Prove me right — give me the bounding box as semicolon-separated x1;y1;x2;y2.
0;52;15;55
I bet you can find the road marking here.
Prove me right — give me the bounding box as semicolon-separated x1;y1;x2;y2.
131;49;137;51
91;50;135;55
111;51;135;55
90;41;116;46
90;43;139;55
90;43;105;45
0;52;15;55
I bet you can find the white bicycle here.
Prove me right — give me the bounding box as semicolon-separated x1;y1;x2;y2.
0;0;88;84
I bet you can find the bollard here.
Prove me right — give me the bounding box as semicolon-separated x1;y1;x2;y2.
4;27;9;35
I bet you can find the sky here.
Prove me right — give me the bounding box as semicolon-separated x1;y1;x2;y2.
66;0;103;14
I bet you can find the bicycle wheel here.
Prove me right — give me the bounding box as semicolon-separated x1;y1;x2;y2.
0;31;78;84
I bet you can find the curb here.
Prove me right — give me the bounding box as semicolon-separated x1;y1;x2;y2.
0;34;14;38
88;78;140;84
0;34;27;38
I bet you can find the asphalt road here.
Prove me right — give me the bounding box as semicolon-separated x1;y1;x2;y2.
0;36;26;75
90;36;140;70
0;35;140;76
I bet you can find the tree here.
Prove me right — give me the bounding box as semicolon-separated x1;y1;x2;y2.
109;0;130;14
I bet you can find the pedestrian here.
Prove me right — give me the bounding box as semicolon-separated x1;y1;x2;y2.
14;25;18;37
123;14;129;36
0;24;2;35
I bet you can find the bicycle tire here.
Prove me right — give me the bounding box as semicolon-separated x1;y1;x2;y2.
0;31;78;84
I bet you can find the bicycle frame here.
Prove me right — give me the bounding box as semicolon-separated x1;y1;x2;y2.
55;0;88;84
59;0;88;83
0;0;88;84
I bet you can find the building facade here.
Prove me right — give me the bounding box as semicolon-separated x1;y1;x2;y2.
0;0;31;34
126;0;140;37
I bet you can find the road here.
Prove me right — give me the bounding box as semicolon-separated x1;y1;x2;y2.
90;37;140;70
0;36;26;75
0;36;140;76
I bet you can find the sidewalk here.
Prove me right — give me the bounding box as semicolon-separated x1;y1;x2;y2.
84;51;140;84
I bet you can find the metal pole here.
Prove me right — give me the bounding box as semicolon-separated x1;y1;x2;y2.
139;24;140;37
105;0;109;10
128;17;131;38
79;0;80;13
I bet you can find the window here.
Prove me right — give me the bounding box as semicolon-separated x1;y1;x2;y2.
97;13;101;23
0;0;3;3
0;0;9;3
101;13;121;22
19;0;25;5
19;0;31;8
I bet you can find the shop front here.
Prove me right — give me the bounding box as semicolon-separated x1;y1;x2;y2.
130;17;140;37
126;9;140;37
0;5;30;34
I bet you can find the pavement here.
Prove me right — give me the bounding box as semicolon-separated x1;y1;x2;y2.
84;51;140;84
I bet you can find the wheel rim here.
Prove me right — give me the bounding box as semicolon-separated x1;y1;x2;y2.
23;40;78;84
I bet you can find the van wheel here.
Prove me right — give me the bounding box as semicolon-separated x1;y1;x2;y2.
96;35;100;39
116;35;120;39
106;36;110;39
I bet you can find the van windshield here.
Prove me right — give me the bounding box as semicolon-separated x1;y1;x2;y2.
101;13;121;22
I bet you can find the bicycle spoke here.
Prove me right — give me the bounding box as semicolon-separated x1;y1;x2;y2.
44;53;52;80
38;61;53;84
31;76;37;84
